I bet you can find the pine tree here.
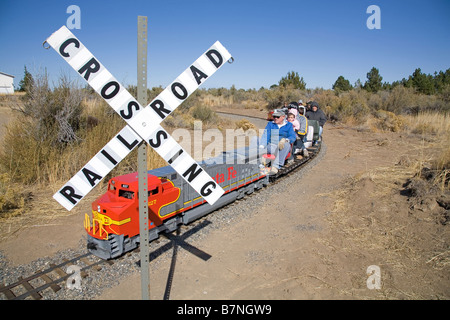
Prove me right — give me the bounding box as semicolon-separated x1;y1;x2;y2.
411;68;434;95
332;76;353;92
363;67;383;93
18;65;34;93
278;71;306;90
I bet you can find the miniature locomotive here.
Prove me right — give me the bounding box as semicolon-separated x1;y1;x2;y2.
85;122;321;259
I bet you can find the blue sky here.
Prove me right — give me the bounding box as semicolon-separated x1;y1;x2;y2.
1;0;449;90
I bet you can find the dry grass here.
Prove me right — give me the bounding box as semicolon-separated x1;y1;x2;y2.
366;110;406;132
202;94;233;107
404;112;450;191
312;111;450;299
320;170;449;298
316;139;450;299
0;173;27;217
0;186;103;242
404;112;450;136
355;111;450;187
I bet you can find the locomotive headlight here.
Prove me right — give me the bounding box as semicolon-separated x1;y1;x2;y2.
97;205;101;213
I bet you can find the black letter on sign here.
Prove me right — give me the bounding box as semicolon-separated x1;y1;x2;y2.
168;149;184;164
59;38;80;58
100;149;118;165
149;130;168;148
117;134;139;150
190;65;208;85
59;186;82;205
171;82;188;100
150;99;171;120
200;181;216;197
182;163;203;183
101;81;120;99
206;49;223;68
82;168;102;187
78;58;100;81
120;100;140;120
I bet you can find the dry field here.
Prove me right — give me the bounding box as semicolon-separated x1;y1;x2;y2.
0;92;449;299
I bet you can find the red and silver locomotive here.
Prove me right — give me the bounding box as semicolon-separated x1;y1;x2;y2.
85;121;321;260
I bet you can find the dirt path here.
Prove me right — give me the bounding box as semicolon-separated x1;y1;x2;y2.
98;125;440;300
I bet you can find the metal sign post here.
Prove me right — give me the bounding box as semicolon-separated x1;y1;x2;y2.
137;16;150;300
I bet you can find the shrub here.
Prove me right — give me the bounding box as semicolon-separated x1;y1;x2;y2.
0;73;88;185
235;119;256;131
329;90;370;123
191;105;217;123
383;85;417;114
370;110;405;132
0;114;56;184
163;112;196;129
0;73;146;185
14;73;84;145
263;85;305;110
0;173;26;215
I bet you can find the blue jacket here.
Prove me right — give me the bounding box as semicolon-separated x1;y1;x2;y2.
260;120;297;146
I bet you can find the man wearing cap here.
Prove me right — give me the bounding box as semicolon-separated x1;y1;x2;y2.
259;109;297;174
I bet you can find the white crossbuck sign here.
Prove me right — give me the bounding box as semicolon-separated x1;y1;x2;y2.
46;26;232;211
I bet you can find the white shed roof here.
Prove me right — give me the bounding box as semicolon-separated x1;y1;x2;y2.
0;72;15;78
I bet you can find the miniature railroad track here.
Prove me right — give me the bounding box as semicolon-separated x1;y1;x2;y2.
269;143;321;182
0;252;114;300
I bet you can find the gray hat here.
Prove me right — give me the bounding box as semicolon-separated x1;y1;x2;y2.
298;100;303;104
272;109;285;117
299;106;306;114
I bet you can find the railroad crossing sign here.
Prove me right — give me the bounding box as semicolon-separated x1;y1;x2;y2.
44;25;232;211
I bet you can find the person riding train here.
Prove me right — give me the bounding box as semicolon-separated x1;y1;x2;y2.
259;109;297;175
285;102;309;158
294;106;309;157
305;101;327;144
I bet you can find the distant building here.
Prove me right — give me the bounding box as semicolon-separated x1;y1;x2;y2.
0;72;15;94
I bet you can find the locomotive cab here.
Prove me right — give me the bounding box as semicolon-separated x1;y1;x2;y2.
85;172;180;244
86;173;154;240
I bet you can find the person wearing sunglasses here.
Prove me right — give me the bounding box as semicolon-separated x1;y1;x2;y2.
259;109;297;174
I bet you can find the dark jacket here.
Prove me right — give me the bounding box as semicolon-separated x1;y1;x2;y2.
306;108;327;127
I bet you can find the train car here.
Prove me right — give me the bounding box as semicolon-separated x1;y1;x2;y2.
85;124;322;260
